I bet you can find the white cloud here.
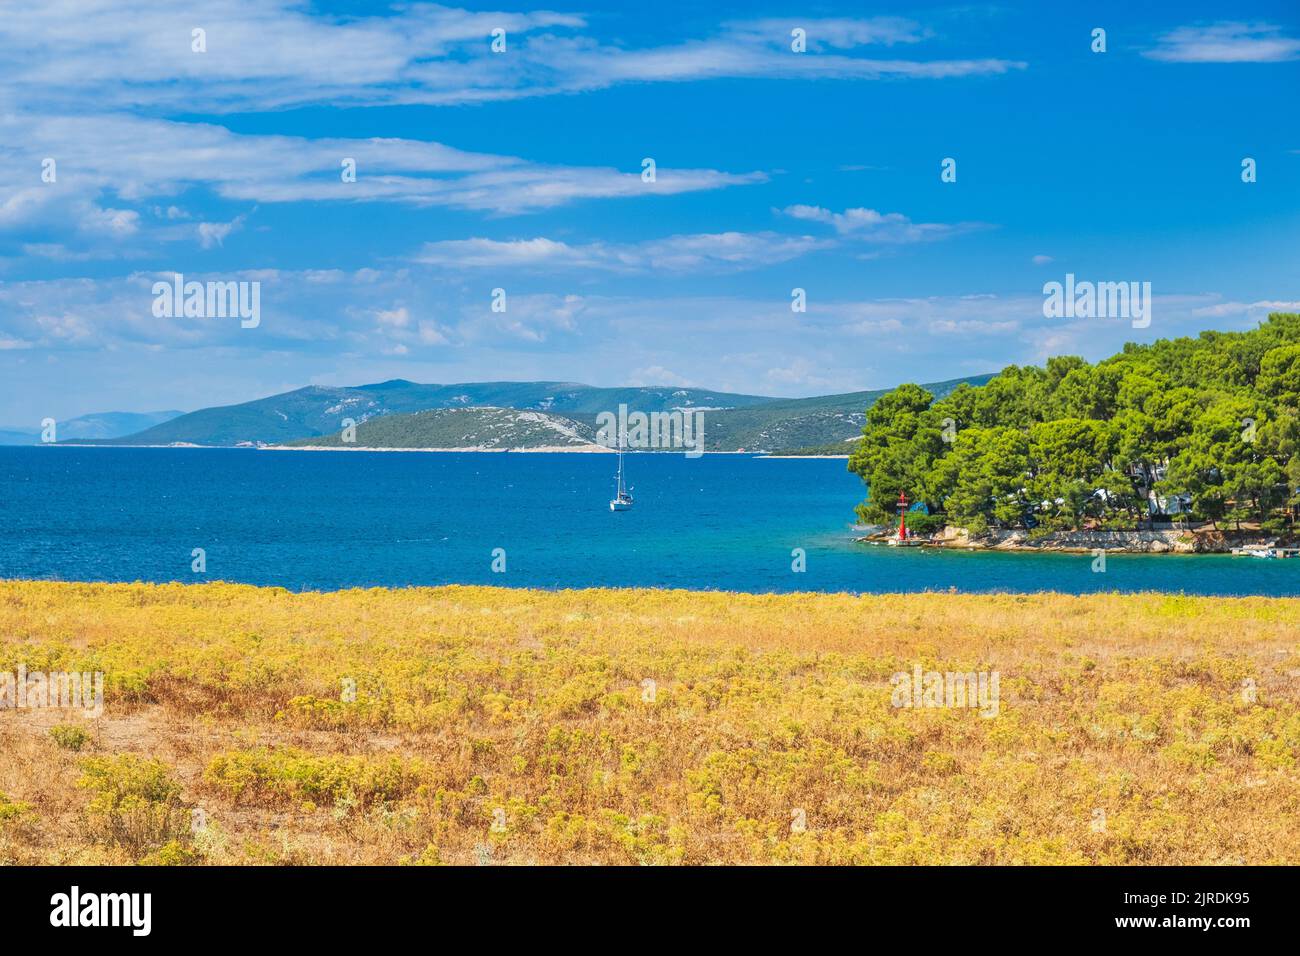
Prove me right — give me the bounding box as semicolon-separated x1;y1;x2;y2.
80;206;140;237
417;322;450;346
1145;22;1300;63
5;271;1278;367
628;366;696;388
763;357;841;391
0;5;1024;113
0;1;584;112
22;243;105;262
1031;254;1053;265
413;238;602;270
34;311;96;343
197;216;245;249
5;272;1293;417
552;18;1022;91
374;307;411;329
1191;299;1300;317
725;17;928;49
781;204;984;242
412;232;828;273
0;112;765;242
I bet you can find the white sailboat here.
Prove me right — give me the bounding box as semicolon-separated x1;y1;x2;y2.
609;435;633;511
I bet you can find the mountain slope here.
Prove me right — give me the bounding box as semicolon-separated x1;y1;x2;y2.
90;375;993;451
570;375;994;452
90;386;371;446
280;407;600;450
96;380;772;446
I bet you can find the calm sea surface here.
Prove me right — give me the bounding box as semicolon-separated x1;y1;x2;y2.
1;446;1296;596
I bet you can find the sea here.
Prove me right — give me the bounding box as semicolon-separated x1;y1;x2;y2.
1;446;1296;596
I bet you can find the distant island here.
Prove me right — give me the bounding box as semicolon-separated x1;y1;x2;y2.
29;376;989;454
850;312;1300;549
0;409;184;445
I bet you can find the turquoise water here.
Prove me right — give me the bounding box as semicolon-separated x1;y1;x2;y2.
0;446;1296;595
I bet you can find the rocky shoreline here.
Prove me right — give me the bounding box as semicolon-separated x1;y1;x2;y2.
858;526;1295;554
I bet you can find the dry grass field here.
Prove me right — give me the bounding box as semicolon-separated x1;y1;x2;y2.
1;580;1298;865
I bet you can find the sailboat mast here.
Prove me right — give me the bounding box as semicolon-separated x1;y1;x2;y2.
616;432;625;495
608;419;633;510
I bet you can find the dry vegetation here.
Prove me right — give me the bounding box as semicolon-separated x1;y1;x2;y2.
1;581;1298;865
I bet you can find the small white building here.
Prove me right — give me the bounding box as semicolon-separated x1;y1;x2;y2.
1147;491;1192;516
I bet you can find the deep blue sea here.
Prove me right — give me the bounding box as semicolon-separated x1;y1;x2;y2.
1;446;1296;595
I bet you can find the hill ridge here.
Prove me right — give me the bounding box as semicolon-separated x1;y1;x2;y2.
81;375;994;452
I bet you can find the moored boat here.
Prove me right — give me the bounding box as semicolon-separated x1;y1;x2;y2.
609;435;633;511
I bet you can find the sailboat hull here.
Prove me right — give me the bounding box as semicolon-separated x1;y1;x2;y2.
609;499;633;512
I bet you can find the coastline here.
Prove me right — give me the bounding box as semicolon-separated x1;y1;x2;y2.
32;444;771;455
265;443;615;454
858;526;1295;555
32;442;780;455
35;442;617;453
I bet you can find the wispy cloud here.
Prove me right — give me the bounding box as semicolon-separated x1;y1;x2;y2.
413;207;977;276
1191;298;1300;317
0;112;765;247
781;204;986;243
0;4;1025;113
2;268;1286;416
1145;22;1300;63
0;1;584;112
724;17;930;49
412;232;829;273
550;20;1021;90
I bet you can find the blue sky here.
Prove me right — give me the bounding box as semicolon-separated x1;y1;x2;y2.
1;0;1298;422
